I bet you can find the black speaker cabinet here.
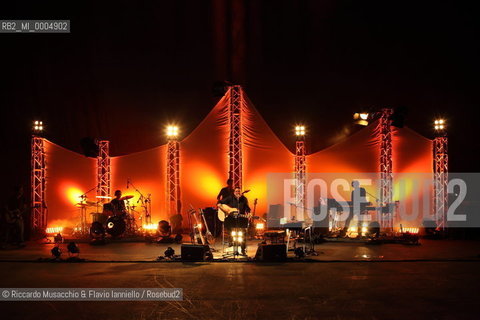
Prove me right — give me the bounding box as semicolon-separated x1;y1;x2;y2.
255;243;287;262
181;244;211;261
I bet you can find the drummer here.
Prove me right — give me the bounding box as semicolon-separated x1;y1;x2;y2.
110;190;127;216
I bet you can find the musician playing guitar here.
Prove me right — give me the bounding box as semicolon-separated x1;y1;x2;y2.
217;187;251;255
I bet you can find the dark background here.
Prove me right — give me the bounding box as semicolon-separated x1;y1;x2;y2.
0;0;478;197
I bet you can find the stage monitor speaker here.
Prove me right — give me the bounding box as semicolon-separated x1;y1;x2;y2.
255;244;287;262
181;244;211;261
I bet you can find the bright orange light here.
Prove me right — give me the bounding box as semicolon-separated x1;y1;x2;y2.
65;186;85;205
353;113;369;126
142;224;157;230
256;223;265;230
187;162;223;198
46;226;63;234
400;227;419;234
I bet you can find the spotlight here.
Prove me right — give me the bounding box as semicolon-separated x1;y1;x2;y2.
67;242;80;257
90;222;106;244
164;247;175;259
33;120;44;133
174;234;183;243
51;246;62;259
158;220;172;237
294;247;305;259
434;119;447;131
256;223;265;230
166;125;179;138
46;226;63;234
157;220;173;243
295;125;306;136
353;113;369;126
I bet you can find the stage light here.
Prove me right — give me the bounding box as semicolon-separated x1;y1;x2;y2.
294;247;305;259
434;119;446;131
256;223;265;230
400;227;419;234
295;125;306;136
353;113;369;126
166;125;179;138
33;120;44;132
90;221;106;243
231;230;237;236
51;245;62;259
46;226;63;234
143;223;157;231
164;247;175;259
67;242;80;257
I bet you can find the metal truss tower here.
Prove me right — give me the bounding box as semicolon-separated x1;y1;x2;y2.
294;136;307;221
167;138;181;216
433;136;448;231
228;85;244;189
379;108;394;229
96;140;111;202
31;135;47;231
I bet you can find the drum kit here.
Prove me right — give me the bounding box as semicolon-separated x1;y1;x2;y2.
73;194;142;238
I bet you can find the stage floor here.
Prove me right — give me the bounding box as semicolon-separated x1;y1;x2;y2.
1;238;480;262
1;239;480;319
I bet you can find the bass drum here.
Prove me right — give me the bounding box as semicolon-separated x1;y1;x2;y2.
105;216;126;237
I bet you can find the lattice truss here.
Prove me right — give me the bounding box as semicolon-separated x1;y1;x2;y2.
228;85;244;189
295;139;306;220
96;140;111;201
31;136;47;230
167;139;180;215
434;136;448;230
379;108;394;229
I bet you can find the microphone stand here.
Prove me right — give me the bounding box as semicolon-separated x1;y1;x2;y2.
78;185;99;235
128;179;151;224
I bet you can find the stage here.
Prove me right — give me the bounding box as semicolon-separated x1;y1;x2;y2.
1;239;480;319
1;238;479;262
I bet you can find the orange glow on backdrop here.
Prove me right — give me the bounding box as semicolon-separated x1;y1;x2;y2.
65;185;84;205
45;141;96;226
111;145;167;223
42;91;434;229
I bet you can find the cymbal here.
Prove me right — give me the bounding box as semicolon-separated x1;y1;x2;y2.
120;195;134;200
74;201;97;207
96;195;112;199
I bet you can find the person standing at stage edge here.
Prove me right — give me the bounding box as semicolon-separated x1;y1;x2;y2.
217;178;234;203
2;186;27;247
